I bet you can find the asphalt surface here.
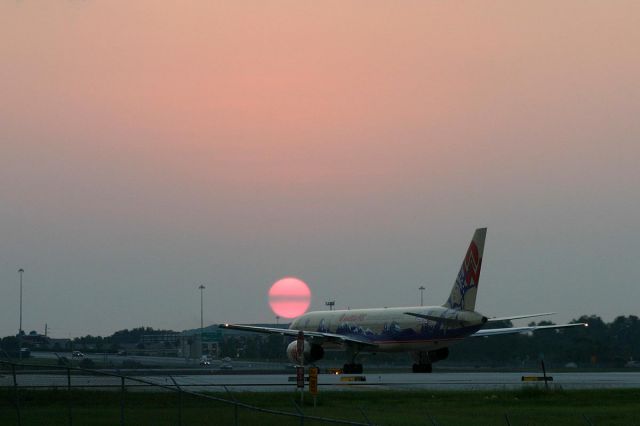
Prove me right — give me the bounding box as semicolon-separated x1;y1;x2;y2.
3;371;640;392
5;352;639;392
141;371;640;391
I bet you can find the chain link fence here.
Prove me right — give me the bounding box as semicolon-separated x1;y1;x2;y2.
1;360;374;426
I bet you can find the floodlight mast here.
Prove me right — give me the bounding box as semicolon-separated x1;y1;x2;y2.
18;268;24;361
198;284;206;356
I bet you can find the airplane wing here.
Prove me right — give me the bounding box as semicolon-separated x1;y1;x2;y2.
405;311;558;325
218;323;378;348
473;322;588;337
486;312;556;323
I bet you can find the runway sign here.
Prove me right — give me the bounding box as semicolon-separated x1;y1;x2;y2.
296;366;304;388
309;367;318;395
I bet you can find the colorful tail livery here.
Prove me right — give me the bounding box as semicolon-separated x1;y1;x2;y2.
443;227;486;311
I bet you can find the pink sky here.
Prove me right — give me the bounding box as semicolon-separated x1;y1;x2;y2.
0;1;638;336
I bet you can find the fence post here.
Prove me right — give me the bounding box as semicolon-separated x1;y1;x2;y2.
120;376;125;426
11;363;21;426
67;367;73;426
427;413;440;426
223;386;239;426
504;413;512;426
541;360;549;390
582;414;594;426
358;406;373;426
168;376;182;426
291;399;304;426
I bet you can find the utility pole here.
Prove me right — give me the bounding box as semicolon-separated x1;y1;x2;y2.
418;285;425;306
198;284;206;357
18;268;24;361
325;300;335;311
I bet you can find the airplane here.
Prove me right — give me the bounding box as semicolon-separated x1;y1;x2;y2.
220;228;587;373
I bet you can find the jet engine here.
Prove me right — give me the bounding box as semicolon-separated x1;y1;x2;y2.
286;341;324;364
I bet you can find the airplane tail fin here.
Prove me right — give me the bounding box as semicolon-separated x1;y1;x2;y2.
443;228;486;311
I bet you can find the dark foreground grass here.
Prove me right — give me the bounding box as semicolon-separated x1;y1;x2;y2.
1;388;638;426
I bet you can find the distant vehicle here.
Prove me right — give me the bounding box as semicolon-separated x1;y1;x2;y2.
200;356;211;366
116;350;127;356
72;351;84;358
220;362;233;370
221;228;588;374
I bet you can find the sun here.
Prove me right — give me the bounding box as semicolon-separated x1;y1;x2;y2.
268;277;311;319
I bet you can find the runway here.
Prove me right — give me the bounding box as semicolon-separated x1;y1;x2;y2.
154;371;640;391
3;371;640;392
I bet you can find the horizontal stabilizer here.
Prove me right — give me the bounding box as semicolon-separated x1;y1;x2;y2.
487;312;556;323
473;322;588;337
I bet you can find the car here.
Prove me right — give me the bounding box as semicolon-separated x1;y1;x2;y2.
116;350;127;356
220;362;233;370
72;351;84;358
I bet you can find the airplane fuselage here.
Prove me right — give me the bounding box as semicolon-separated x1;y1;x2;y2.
290;306;486;352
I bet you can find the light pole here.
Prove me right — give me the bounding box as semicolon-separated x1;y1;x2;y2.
418;285;425;306
198;284;205;357
19;269;24;334
18;268;24;361
325;300;335;311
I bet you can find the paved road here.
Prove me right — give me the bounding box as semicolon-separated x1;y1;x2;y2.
3;371;640;392
32;351;198;367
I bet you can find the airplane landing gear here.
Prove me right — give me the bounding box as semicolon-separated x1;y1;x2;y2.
411;350;438;373
412;363;432;373
343;363;363;374
343;346;364;374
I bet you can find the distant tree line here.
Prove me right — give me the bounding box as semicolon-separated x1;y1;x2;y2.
0;327;179;356
445;315;640;368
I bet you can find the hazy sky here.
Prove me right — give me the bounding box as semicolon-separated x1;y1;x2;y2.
1;1;638;338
